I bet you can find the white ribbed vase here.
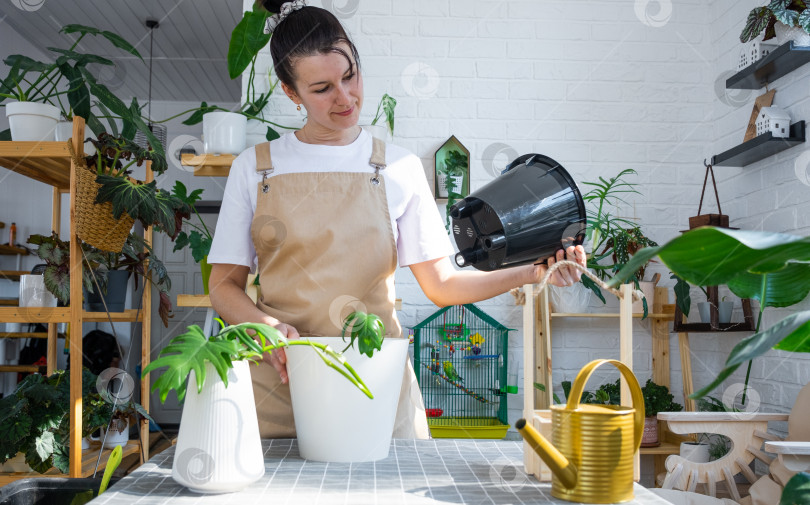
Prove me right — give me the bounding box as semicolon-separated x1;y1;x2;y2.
172;361;265;493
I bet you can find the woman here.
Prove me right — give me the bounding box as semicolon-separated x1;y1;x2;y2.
208;1;587;439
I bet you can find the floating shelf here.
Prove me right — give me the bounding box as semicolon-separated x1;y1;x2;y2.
711;121;806;167
672;322;755;333
727;42;810;89
181;153;234;177
0;244;29;256
0;141;71;189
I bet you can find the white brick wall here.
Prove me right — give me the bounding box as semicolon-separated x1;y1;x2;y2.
2;0;808;446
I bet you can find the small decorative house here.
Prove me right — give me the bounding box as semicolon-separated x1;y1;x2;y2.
434;135;470;199
412;304;512;439
737;40;778;71
756;106;792;138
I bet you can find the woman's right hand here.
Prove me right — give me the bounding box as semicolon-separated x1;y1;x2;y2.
261;321;300;384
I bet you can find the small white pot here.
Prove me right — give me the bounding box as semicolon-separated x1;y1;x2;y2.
94;418;129;449
361;123;391;142
0;453;33;473
549;281;593;314
172;360;264;494
775;21;810;47
54;121;96;155
245;119;268;148
698;301;733;324
437;173;464;198
680;442;710;463
6;101;60;141
631;281;656;313
19;274;57;308
286;337;408;462
203;112;247;155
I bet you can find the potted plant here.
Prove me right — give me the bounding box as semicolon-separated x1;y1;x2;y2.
142;313;377;492
641;379;683;447
26;232;100;306
577;169;658;315
438;149;469;232
741;1;810;46
363;93;397;141
0;368;143;474
170;181;214;293
608;227;810;406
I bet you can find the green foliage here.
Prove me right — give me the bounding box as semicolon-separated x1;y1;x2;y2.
227;9;271;80
781;472;810;504
641;379;682;417
144;321;375;404
0;369;142;474
440;149;468;232
609;227;810;400
741;1;809;43
535;379;620;405
171;181;213;263
27;232;101;305
342;311;385;358
371;93;397;134
672;273;692;318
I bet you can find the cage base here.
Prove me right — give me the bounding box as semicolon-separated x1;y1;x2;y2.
427;417;510;439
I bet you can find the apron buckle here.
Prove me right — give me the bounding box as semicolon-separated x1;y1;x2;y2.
262;170;270;193
370;163;383;186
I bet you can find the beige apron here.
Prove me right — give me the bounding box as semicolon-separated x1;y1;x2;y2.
248;136;429;440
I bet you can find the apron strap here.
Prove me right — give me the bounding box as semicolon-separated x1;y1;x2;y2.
255;142;274;193
369;137;387;185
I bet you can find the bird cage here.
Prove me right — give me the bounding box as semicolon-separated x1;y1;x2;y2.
412;304;513;439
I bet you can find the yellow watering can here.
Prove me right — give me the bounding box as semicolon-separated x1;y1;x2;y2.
517;359;644;504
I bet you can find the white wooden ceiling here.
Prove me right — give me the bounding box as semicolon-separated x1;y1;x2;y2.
0;0;241;103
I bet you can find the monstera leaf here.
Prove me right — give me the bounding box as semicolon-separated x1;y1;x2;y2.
609;227;810;399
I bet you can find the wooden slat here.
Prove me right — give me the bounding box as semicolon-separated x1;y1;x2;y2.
52;186;61;236
0;299;18;306
550;312;673;318
659;412;789;422
141;161;153;464
537;286;553;409
0;332;48;338
0;141;71;158
182;153;235;177
0;244;29;255
47;324;57;376
0;307;143;323
82;309;143;322
652;286;670;389
0;270;28;281
678;331;696;412
619;284;639;483
0;365;45;373
639;441;681;455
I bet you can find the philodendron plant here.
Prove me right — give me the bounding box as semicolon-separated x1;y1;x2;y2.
608;227;810;403
144;311;385;403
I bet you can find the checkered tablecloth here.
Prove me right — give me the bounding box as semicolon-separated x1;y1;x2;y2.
90;439;673;505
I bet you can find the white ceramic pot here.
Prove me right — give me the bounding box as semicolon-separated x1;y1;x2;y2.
93;418;129;449
775;21;810;47
698;301;733;324
549;281;593;314
631;281;656;314
19;274;57;308
679;442;710;463
285;337;408;462
172;360;264;494
361;123;391;142
54;121;96;155
202;112;247;155
437;173;464;198
6;101;60;141
245;119;268;148
0;453;33;473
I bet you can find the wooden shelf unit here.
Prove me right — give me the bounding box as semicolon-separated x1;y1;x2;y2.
181;153;235;177
0;117;152;478
0;244;29;256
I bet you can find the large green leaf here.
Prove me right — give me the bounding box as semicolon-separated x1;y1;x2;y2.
3;54;52;73
728;264;810;308
227;10;271;79
691;311;810;398
143;325;241;403
780;472;810;505
60;24;143;61
182;101;218;126
58;62;91;121
95;175;158;224
33;431;55;462
47;48;113;67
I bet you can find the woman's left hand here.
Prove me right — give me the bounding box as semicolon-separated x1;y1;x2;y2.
533;245;587;287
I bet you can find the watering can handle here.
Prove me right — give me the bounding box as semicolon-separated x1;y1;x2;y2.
565;359;645;452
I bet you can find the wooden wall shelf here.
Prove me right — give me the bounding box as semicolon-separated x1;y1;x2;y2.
711;121;806;167
181;153;234;177
727;41;810;89
0;244;29;255
0;307;143;323
0;270;29;281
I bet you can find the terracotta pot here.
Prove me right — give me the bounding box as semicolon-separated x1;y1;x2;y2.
641;416;659;447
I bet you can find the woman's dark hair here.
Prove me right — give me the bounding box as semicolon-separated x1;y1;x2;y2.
260;2;361;90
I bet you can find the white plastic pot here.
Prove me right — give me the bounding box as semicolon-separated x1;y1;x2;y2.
680;442;710;463
549;281;593;313
285;337;408;463
245;119;268;148
19;274;57;308
6;101;60;141
361;123;391;142
92;418;129;449
202;112;247;155
698;301;733;324
631;281;656;314
775;21;810;47
54;121;96;155
172;360;264;494
437;173;464;198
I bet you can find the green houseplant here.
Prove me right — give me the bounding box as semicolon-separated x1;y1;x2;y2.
439;149;469;231
641;379;683;447
608;227;810;404
170;181;214;293
741;0;810;43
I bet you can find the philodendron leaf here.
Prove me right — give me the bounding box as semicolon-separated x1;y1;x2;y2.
228;10;271;79
728;263;810;308
691;310;810;399
142;325;241;403
780;472;810;505
672;274;692;317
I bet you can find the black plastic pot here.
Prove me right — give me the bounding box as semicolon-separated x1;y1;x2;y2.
84;270;129;312
0;477;117;505
449;153;586;271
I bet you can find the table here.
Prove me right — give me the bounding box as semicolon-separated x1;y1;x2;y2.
90;439;674;505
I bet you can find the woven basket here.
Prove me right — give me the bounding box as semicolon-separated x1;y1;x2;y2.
75;166;134;253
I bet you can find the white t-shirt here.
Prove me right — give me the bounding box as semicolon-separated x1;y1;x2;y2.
208;129;455;270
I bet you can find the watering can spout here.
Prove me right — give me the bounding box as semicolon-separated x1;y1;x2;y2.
515;418;578;489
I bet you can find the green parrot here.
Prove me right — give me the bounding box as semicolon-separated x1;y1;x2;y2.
443;361;463;382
